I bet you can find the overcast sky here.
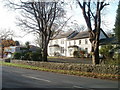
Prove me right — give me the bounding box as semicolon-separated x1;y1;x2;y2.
0;0;119;45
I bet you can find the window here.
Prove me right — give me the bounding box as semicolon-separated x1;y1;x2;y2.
50;41;52;45
79;48;81;51
61;40;64;44
50;48;52;52
85;48;88;53
55;40;58;44
79;40;81;45
74;40;76;45
69;49;72;55
61;47;64;53
85;39;88;44
69;41;71;46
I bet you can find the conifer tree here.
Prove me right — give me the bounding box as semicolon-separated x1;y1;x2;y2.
114;1;120;43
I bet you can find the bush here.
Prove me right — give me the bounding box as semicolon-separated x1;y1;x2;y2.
73;50;86;58
80;50;86;58
54;52;61;56
22;52;32;60
30;52;42;61
73;51;80;58
13;52;22;59
99;45;113;59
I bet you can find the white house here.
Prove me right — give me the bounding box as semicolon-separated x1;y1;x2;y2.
0;39;2;57
4;45;39;54
48;29;108;57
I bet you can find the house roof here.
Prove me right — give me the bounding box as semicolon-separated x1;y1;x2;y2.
70;31;89;40
100;37;119;45
52;30;76;39
70;29;109;40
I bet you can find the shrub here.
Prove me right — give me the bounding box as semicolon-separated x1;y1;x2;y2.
73;51;80;58
80;50;86;58
23;52;32;60
73;50;87;58
99;45;113;59
30;52;42;61
54;52;61;56
13;52;21;59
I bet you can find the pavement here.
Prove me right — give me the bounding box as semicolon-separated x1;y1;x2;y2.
2;66;119;90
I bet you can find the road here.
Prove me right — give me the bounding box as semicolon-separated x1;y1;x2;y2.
2;66;119;90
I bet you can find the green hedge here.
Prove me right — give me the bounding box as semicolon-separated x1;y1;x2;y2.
11;60;119;75
13;52;21;59
12;52;42;61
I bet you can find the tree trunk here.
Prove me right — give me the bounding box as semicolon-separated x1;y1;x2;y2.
42;35;48;62
43;47;48;62
1;46;4;58
91;43;100;65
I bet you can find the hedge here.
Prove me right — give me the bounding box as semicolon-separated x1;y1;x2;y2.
11;60;119;75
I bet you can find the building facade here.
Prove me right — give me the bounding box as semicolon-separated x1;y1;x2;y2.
0;39;2;58
48;30;108;57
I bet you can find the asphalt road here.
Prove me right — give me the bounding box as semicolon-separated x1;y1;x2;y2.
1;66;119;90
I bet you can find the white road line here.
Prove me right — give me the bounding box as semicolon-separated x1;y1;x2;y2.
73;86;94;90
73;85;84;88
88;89;95;90
22;75;51;82
12;71;24;74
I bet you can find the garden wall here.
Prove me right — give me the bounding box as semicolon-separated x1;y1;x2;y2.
11;60;119;75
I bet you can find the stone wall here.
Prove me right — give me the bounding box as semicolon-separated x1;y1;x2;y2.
11;60;119;75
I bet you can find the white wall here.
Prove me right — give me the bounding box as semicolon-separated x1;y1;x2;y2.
48;38;67;56
66;38;91;57
48;30;108;57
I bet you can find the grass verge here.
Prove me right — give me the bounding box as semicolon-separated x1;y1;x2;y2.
1;61;119;81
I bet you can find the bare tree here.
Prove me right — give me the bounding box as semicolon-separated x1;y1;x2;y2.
76;0;109;64
0;28;15;58
6;0;67;61
70;21;86;32
0;28;14;40
34;33;42;48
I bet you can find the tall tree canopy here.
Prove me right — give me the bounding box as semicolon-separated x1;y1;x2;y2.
76;0;109;64
6;0;67;61
114;1;120;43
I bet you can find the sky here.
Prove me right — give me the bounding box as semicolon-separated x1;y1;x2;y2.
0;0;119;45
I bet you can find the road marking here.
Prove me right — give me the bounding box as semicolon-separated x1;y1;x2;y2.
73;86;95;90
88;89;94;90
22;75;51;82
12;71;24;74
73;85;84;88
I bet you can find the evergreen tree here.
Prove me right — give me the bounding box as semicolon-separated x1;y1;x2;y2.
114;1;120;43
